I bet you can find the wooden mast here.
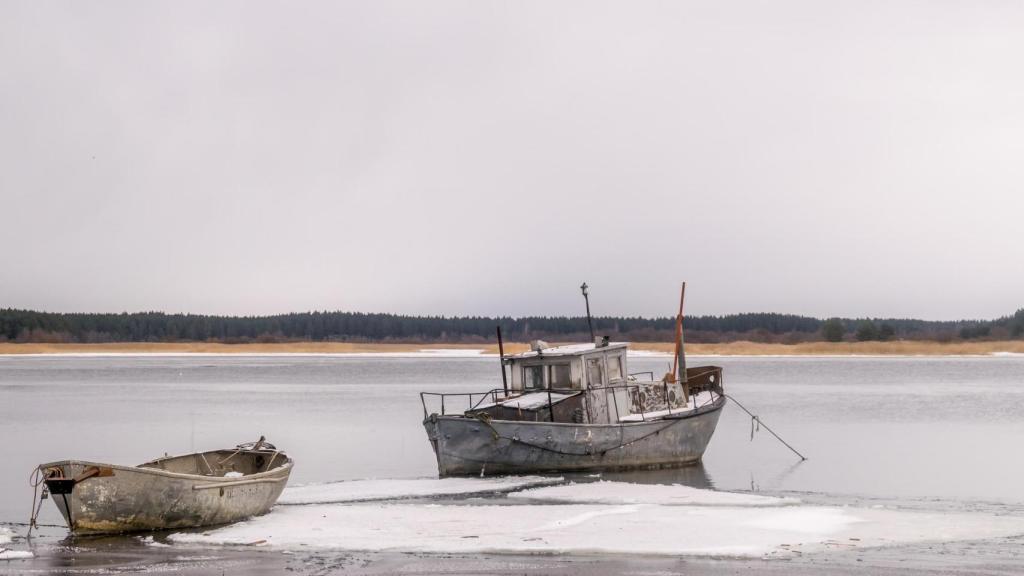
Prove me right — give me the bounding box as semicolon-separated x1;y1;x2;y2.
496;326;508;396
671;282;689;402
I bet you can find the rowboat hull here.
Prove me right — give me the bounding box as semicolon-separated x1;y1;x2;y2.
424;396;725;476
40;450;292;535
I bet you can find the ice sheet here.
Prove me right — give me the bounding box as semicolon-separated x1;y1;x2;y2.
0;550;34;560
508;481;799;507
0;527;32;560
169;499;1024;558
278;476;563;505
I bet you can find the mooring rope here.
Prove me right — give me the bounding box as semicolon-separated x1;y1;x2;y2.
725;394;806;461
26;466;47;538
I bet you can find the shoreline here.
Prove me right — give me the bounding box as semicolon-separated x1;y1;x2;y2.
1;340;1022;356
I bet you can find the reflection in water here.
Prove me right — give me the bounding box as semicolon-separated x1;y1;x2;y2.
752;459;807;493
581;462;715;490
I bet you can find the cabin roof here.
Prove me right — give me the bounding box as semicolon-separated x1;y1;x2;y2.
509;342;629;359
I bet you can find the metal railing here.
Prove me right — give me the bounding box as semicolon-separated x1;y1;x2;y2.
420;367;725;422
420;388;510;417
421;387;590;423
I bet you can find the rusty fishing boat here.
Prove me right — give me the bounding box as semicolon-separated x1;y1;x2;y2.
35;437;292;534
421;283;726;476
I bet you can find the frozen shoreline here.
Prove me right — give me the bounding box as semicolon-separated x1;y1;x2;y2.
167;480;1024;559
5;480;1024;573
0;526;33;561
279;476;562;505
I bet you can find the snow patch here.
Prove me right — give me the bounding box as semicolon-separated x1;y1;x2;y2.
0;549;34;560
476;391;578;411
0;528;32;561
169;497;1024;558
417;349;486;357
278;476;563;505
139;535;173;548
626;350;673;358
509;481;798;507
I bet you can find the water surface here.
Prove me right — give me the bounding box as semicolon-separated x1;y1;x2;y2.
1;354;1022;526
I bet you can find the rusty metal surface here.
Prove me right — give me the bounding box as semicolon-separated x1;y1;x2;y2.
39;449;292;535
424;395;725;476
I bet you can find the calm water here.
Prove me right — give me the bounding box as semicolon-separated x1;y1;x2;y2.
1;354;1023;526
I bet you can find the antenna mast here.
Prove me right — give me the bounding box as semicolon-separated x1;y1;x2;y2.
580;282;595;342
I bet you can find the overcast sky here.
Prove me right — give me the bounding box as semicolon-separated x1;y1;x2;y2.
1;1;1022;320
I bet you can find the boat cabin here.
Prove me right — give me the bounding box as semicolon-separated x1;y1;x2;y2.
421;339;723;425
507;339;629;392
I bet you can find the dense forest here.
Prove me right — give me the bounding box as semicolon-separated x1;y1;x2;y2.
2;308;1022;344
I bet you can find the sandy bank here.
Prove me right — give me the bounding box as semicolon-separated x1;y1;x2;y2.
0;340;1022;356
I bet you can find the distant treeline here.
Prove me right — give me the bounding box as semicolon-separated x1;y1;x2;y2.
2;308;1022;344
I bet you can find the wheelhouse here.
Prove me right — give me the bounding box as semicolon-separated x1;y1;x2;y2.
508;340;629;392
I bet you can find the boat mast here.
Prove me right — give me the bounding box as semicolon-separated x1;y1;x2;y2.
580;282;595;342
496;326;509;395
672;282;689;391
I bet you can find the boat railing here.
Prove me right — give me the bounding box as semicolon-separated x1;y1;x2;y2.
420;367;723;421
420;388;511;417
594;368;725;421
684;366;725;396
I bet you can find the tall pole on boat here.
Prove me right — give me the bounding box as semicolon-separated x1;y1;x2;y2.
672;282;689;387
581;282;595;342
496;326;509;395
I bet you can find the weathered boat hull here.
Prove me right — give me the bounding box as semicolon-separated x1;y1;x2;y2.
424;396;725;476
40;452;292;534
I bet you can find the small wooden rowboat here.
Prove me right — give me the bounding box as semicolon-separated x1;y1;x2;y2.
38;438;292;534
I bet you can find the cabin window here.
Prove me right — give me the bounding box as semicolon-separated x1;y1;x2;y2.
548;364;571;388
608;355;623;381
586;357;604;387
523;365;545;390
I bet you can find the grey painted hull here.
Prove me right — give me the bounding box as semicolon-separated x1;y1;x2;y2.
39;456;292;534
424;396;725;476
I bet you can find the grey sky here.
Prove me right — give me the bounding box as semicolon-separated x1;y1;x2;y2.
1;1;1022;320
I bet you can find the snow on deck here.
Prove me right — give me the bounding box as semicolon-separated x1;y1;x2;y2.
499;391;578;410
168;480;1024;558
473;391;579;411
509;481;799;507
278;476;563;505
511;342;628;359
